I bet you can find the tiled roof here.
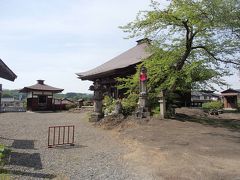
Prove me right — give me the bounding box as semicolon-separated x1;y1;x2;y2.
221;88;240;94
20;80;63;93
191;91;220;97
77;39;152;80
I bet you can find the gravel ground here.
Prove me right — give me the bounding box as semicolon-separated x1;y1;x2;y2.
0;112;150;180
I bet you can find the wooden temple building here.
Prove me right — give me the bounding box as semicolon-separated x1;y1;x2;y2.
0;59;17;112
77;38;152;96
221;89;240;110
77;38;152;120
20;80;63;111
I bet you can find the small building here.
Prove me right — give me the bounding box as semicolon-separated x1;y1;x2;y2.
1;97;22;107
0;59;17;112
20;80;63;111
221;88;240;109
77;99;84;108
1;97;25;112
53;98;76;110
191;90;220;107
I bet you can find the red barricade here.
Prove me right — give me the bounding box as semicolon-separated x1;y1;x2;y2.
48;125;75;148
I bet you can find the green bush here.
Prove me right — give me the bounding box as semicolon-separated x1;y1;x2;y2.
151;106;160;116
121;93;138;116
0;144;10;166
202;101;223;110
103;96;116;115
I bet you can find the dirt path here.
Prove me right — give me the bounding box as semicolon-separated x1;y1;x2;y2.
0;112;152;180
1;111;240;180
116;117;240;180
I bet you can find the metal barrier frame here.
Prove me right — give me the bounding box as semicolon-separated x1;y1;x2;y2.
48;125;75;148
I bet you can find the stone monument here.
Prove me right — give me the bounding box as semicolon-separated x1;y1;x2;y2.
136;66;150;118
159;90;166;119
89;79;104;122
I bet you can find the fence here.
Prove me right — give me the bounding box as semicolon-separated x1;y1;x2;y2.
48;125;75;148
1;107;26;112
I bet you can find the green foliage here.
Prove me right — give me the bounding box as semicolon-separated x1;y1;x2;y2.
0;144;10;167
103;95;138;116
2;89;93;102
202;101;223;110
121;93;138;116
151;106;160;116
0;173;10;179
103;96;116;114
1;93;12;98
2;90;26;100
118;0;239;112
54;92;93;101
120;0;240;92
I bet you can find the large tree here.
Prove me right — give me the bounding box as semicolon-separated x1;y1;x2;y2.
119;0;240;92
117;0;240;110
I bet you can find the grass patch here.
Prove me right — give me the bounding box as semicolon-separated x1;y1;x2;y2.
0;173;10;180
0;144;11;167
0;144;11;179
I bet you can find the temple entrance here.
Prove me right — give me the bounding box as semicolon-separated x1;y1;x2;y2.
38;95;47;110
225;96;237;109
221;89;240;109
38;95;47;104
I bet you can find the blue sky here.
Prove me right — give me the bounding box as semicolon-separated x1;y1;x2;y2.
0;0;239;93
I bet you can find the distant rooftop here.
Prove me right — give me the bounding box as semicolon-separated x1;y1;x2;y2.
20;80;64;93
221;88;240;94
191;91;220;97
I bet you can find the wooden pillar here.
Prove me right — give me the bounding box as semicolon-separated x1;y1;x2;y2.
223;96;227;108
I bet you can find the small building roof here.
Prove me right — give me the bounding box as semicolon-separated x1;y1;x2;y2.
221;88;240;94
191;91;220;97
20;80;64;93
53;98;75;105
76;39;152;80
0;59;17;81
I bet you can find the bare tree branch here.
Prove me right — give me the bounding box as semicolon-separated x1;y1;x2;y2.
191;46;240;66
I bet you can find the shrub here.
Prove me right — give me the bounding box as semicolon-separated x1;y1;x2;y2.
151;106;160;116
103;96;116;115
202;101;223;110
0;144;10;166
121;93;138;116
